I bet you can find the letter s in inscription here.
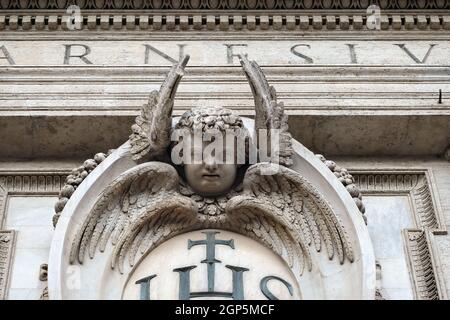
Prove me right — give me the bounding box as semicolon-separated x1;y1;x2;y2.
260;275;294;300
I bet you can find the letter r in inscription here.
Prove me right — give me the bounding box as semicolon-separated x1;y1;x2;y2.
63;44;93;65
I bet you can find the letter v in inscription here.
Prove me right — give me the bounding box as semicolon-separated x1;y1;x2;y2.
395;44;437;64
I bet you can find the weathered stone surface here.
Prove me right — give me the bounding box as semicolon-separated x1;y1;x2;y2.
179;16;189;30
4;198;56;300
48;135;374;300
166;15;175;30
122;230;302;300
219;16;229;31
340;15;349;30
273;16;283;30
21;16;31;30
8;16;18;30
0;5;449;301
0;113;448;160
100;15;109;29
247;15;256;30
139;15;148;29
153;15;162;30
312;16;322;30
113;15;122;29
193;15;202;30
233;15;242;30
326;15;336;30
87;16;97;30
286;16;295;30
299;16;309;29
126;16;135;30
206;15;215;30
260;16;269;30
392;16;402;29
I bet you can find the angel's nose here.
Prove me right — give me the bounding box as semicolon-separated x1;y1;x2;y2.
204;154;218;171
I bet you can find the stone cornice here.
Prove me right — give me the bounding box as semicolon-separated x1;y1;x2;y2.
1;12;450;31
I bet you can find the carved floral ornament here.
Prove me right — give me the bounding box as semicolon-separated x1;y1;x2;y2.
48;56;375;300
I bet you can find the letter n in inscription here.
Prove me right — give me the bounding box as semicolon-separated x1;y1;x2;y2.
143;44;186;64
63;44;93;65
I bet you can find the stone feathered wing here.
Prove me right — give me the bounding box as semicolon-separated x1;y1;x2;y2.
70;162;198;273
129;55;190;161
239;54;293;167
225;163;354;275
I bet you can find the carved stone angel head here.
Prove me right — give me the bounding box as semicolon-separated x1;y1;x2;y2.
71;55;356;283
129;55;292;199
173;106;249;197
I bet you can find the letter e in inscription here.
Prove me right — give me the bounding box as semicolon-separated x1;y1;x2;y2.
224;44;248;64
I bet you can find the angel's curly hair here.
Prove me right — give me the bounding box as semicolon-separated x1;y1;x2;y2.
172;106;250;165
174;106;245;132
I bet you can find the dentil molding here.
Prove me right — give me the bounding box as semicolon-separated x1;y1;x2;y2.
1;12;450;31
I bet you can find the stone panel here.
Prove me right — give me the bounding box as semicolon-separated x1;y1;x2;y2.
4;197;57;300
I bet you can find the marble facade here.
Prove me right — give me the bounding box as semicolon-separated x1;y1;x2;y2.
0;1;449;300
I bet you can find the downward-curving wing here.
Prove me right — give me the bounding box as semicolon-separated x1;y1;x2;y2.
226;163;354;276
70;161;198;273
130;55;190;161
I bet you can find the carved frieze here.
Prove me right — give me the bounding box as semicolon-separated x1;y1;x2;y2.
0;230;15;300
1;0;449;10
404;229;440;300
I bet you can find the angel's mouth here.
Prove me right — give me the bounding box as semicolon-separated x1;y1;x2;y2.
202;174;221;180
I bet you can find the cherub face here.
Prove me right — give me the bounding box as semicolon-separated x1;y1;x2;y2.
183;135;237;197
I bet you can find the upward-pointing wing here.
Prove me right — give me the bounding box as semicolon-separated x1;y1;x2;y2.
130;55;190;161
239;55;293;167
